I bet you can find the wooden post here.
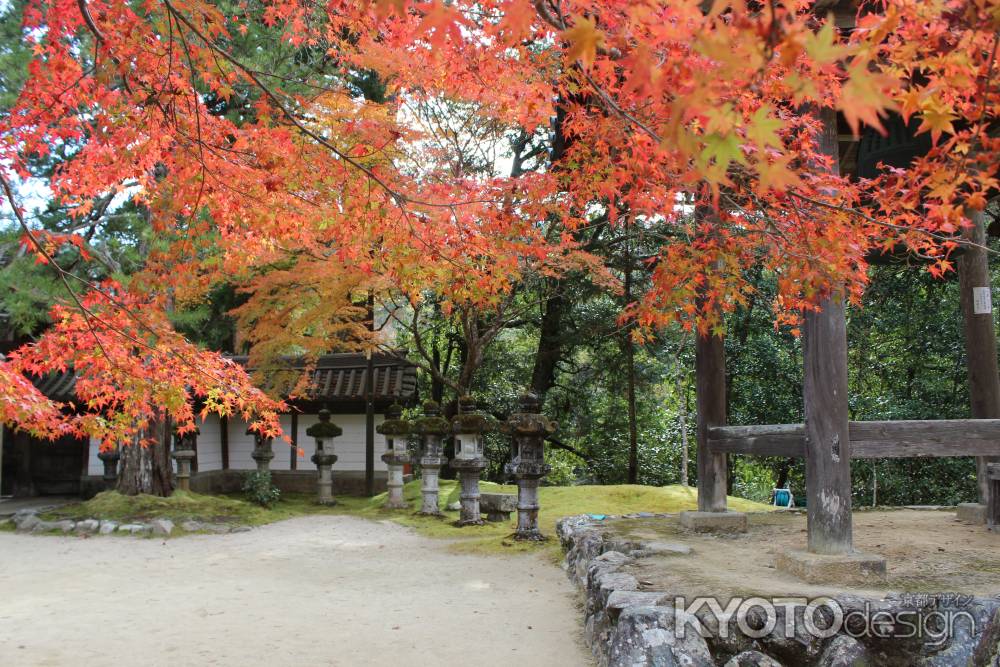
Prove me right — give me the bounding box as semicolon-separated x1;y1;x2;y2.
365;292;376;497
988;463;1000;531
803;296;854;554
696;329;728;512
958;208;1000;505
220;415;230;470
290;412;298;470
801;106;853;555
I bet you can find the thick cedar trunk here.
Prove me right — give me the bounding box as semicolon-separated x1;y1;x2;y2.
529;287;564;398
624;248;639;484
677;368;690;486
117;414;174;496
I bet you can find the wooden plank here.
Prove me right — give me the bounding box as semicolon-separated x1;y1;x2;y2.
708;419;1000;458
959;208;1000;505
707;424;805;457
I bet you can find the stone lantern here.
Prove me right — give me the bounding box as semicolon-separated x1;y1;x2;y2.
504;393;555;540
413;400;449;516
172;428;198;492
376;403;411;510
307;409;341;505
97;446;120;488
248;427;274;473
451;396;491;525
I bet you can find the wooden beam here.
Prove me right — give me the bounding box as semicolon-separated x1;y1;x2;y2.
709;419;1000;458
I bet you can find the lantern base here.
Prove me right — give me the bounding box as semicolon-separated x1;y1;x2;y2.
511;529;548;542
454;518;486;527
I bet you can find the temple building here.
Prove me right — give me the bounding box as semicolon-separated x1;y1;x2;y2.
0;352;418;498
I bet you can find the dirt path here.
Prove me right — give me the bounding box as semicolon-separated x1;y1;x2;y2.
0;516;592;666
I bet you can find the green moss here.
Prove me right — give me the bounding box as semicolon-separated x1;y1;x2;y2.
39;482;770;550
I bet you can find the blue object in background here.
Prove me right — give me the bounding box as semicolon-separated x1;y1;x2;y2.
773;489;794;508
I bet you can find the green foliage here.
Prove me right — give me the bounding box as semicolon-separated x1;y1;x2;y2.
544;448;584;486
241;471;281;508
0;0;30;115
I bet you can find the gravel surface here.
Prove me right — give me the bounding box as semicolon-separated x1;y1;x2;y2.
0;515;591;666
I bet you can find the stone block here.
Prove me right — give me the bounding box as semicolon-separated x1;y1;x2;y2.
480;493;516;522
605;590;669;621
15;514;40;532
75;519;100;534
679;510;748;533
150;519;174;536
118;523;150;535
724;650;784;667
774;549;886;586
98;520;118;534
956;502;987;524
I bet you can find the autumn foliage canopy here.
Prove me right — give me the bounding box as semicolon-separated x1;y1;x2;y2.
1;0;997;445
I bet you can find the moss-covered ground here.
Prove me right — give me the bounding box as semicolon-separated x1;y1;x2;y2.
41;481;770;556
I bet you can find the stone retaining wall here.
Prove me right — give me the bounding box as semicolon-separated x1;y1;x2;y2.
556;514;1000;666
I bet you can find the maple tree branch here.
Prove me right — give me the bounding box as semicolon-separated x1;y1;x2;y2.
784;189;997;256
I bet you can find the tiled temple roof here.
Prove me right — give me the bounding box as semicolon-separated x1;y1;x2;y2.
28;352;418;407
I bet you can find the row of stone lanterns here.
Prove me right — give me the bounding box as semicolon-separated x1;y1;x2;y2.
371;394;553;539
167;395;553;539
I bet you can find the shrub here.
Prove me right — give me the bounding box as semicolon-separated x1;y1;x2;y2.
242;471;281;508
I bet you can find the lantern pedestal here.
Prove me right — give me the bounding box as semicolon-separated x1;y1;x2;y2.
451;458;487;525
377;403;412;510
507;462;550;540
312;453;338;505
419;455;446;515
381;452;410;509
172;449;195;492
505;394;556;541
97;448;120;489
414;400;449;517
306;409;343;506
249;432;274;473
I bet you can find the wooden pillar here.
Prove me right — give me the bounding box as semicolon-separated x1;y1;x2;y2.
365;353;375;497
958;208;1000;505
220;415;230;470
988;463;1000;531
803;297;854;554
696;329;728;512
290;412;299;470
800;106;854;555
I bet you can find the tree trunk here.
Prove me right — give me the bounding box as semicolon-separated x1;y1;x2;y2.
117;414;174;496
529;286;565;398
623;237;639;484
677;367;690;487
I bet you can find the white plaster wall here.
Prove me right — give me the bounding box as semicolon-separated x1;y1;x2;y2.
86;412;389;475
196;415;223;472
87;438;103;475
295;413;388;472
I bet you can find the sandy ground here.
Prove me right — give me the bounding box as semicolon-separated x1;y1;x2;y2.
0;516;592;667
607;509;1000;600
